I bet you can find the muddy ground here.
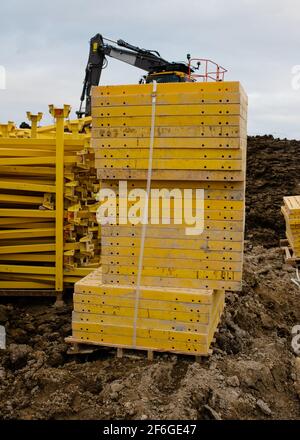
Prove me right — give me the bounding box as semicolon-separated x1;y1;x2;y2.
0;135;300;420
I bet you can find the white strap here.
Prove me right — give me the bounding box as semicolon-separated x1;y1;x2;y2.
132;81;157;347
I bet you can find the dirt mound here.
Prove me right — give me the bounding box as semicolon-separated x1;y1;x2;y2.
0;246;299;420
246;135;300;247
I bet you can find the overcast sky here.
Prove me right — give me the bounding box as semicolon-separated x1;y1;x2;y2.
1;0;300;138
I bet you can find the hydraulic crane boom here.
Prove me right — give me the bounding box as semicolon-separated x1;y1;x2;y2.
77;34;192;117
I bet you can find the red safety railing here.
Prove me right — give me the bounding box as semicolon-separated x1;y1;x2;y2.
188;58;227;82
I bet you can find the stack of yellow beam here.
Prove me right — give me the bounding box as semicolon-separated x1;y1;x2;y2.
0;113;100;291
281;196;300;257
68;81;247;356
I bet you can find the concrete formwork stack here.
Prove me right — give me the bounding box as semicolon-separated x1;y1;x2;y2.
68;81;248;357
281;196;300;260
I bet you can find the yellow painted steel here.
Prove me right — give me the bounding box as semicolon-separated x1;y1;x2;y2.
102;219;244;231
104;274;240;291
0;106;99;294
70;269;226;354
71;331;210;354
282;196;300;256
101;226;244;241
0;156;77;166
92;137;245;149
97;158;242;171
72;311;210;333
97;169;244;182
103;265;241;281
92;92;246;107
101;255;242;271
26;112;43;138
93;115;241;127
102;237;243;251
0;253;55;262
98;198;244;210
102;246;242;261
96;148;242;160
0;209;56;218
101;179;244;190
92;126;241;139
0;194;44;205
50;105;69;292
93;103;244;117
92;81;243;95
74;293;213;314
65;81;247;355
0;228;55;239
72;321;210;344
0;281;54;289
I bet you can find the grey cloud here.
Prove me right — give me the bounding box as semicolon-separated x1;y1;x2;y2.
0;0;299;137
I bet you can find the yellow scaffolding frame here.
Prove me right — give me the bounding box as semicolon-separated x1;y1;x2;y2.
0;106;98;298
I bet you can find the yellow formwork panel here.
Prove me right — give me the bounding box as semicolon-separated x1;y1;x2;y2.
102;236;243;251
101;226;243;241
93;115;242;128
103;274;240;291
75;269;212;298
101;179;244;190
92;137;246;149
282;206;300;224
92;90;247;104
100;219;244;232
92;81;244;95
98;197;243;210
73;311;210;332
97;169;245;181
74;293;213;313
282;199;300;257
101;255;242;271
71;330;210;354
96;158;242;171
103;265;241;282
93;103;244;117
96;148;242;160
73;301;210;323
92;126;241;139
0;217;51;226
283;195;300;214
111;211;244;222
102;246;242;261
72;321;210;344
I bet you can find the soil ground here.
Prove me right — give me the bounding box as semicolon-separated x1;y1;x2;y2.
0;135;300;420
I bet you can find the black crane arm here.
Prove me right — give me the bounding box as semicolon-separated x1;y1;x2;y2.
77;33;170;117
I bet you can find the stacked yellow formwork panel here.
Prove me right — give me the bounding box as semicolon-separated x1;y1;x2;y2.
69;81;247;355
281;196;300;257
0;110;100;293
